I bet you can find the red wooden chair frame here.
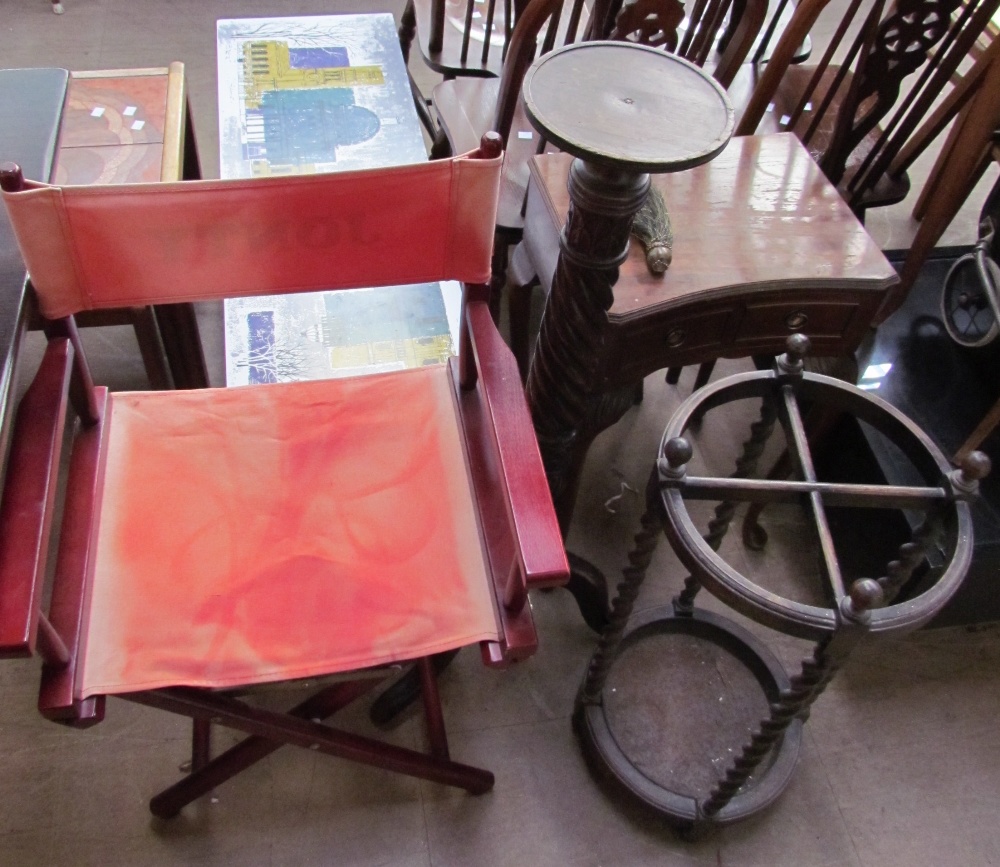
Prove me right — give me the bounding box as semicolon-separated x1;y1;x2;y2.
0;133;568;818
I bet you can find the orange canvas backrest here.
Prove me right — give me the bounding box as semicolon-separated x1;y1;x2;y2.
1;146;502;320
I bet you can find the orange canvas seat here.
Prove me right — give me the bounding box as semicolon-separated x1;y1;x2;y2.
82;369;499;696
0;134;569;818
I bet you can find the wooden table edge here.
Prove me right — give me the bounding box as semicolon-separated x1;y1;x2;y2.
605;276;902;324
71;67;171;80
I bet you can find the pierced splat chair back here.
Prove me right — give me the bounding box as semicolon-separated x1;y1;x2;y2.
0;134;569;817
603;0;768;87
737;0;1000;218
403;0;604;148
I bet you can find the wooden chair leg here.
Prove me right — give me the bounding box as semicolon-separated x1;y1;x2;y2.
146;680;387;818
693;360;717;391
409;70;441;146
664;360;716;392
508;280;535;383
191;719;211;773
418;656;450;759
489;238;512;324
955;395;1000;464
398;0;417;64
130;307;173;390
140;670;493;818
154;303;209;389
369;649;459;727
429;124;453;159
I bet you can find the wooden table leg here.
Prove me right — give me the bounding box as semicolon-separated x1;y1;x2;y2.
154;303;209;389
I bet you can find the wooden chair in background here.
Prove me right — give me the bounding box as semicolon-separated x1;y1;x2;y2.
893;1;1000;225
886;10;1000;324
0;134;569;817
399;0;626;77
402;0;531;76
401;0;606;150
739;0;1000;221
896;49;1000;463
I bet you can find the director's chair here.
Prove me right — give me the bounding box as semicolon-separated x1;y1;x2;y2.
0;133;568;817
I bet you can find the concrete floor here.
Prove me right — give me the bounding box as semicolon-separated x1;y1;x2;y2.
3;1;1000;865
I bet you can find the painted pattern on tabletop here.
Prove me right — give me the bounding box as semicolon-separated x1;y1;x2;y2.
218;14;459;386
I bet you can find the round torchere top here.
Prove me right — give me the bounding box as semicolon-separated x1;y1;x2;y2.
522;41;735;174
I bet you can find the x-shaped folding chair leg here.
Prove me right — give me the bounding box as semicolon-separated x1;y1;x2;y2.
123;657;492;818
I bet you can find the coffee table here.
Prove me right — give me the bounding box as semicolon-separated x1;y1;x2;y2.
216;14;456;386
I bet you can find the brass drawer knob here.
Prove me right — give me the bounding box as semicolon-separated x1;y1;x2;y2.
785;311;809;330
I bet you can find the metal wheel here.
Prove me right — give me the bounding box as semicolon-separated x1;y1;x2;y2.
941;223;1000;348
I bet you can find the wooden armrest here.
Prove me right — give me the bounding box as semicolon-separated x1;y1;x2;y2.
450;295;568;664
39;383;109;726
465;298;568;603
0;338;73;657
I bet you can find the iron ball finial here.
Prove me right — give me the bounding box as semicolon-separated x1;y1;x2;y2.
776;333;810;376
665;437;693;468
960;450;991;483
659;437;693;481
847;578;884;615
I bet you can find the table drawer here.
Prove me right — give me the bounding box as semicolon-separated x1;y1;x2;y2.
605;307;735;385
733;300;861;346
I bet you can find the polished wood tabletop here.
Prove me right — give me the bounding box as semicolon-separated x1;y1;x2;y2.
521;132;900;389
